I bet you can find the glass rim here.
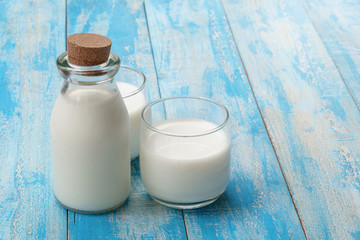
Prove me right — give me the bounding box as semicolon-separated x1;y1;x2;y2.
141;96;229;137
118;65;147;98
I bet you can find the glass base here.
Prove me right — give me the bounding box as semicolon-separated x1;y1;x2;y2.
149;194;221;209
56;197;127;214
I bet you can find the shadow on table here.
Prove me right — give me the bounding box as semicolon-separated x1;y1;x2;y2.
183;177;258;218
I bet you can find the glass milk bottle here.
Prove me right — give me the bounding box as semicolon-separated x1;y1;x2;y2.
51;33;131;213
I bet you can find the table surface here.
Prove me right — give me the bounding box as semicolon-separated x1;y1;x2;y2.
1;0;360;239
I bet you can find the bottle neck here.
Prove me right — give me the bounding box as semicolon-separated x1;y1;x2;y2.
60;78;119;98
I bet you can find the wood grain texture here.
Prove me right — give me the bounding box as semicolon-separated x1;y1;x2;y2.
2;0;360;239
68;193;185;239
66;0;187;239
302;0;360;108
145;0;306;239
0;0;67;239
222;0;360;238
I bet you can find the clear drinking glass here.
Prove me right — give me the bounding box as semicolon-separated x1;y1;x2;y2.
140;97;231;209
115;66;148;160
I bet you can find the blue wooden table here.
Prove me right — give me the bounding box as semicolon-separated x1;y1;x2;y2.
1;0;360;239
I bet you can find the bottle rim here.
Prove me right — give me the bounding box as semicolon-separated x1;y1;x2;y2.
56;51;121;85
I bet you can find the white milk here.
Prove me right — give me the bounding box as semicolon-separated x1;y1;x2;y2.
51;87;130;212
117;82;148;159
140;119;231;203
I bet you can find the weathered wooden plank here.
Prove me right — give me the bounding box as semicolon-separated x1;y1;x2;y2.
68;193;186;239
222;0;360;238
144;0;306;239
302;0;360;108
0;0;67;239
66;0;187;239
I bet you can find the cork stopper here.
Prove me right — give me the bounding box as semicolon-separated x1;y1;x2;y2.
67;33;112;66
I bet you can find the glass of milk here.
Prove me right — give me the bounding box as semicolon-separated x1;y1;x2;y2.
115;66;148;160
140;97;231;209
